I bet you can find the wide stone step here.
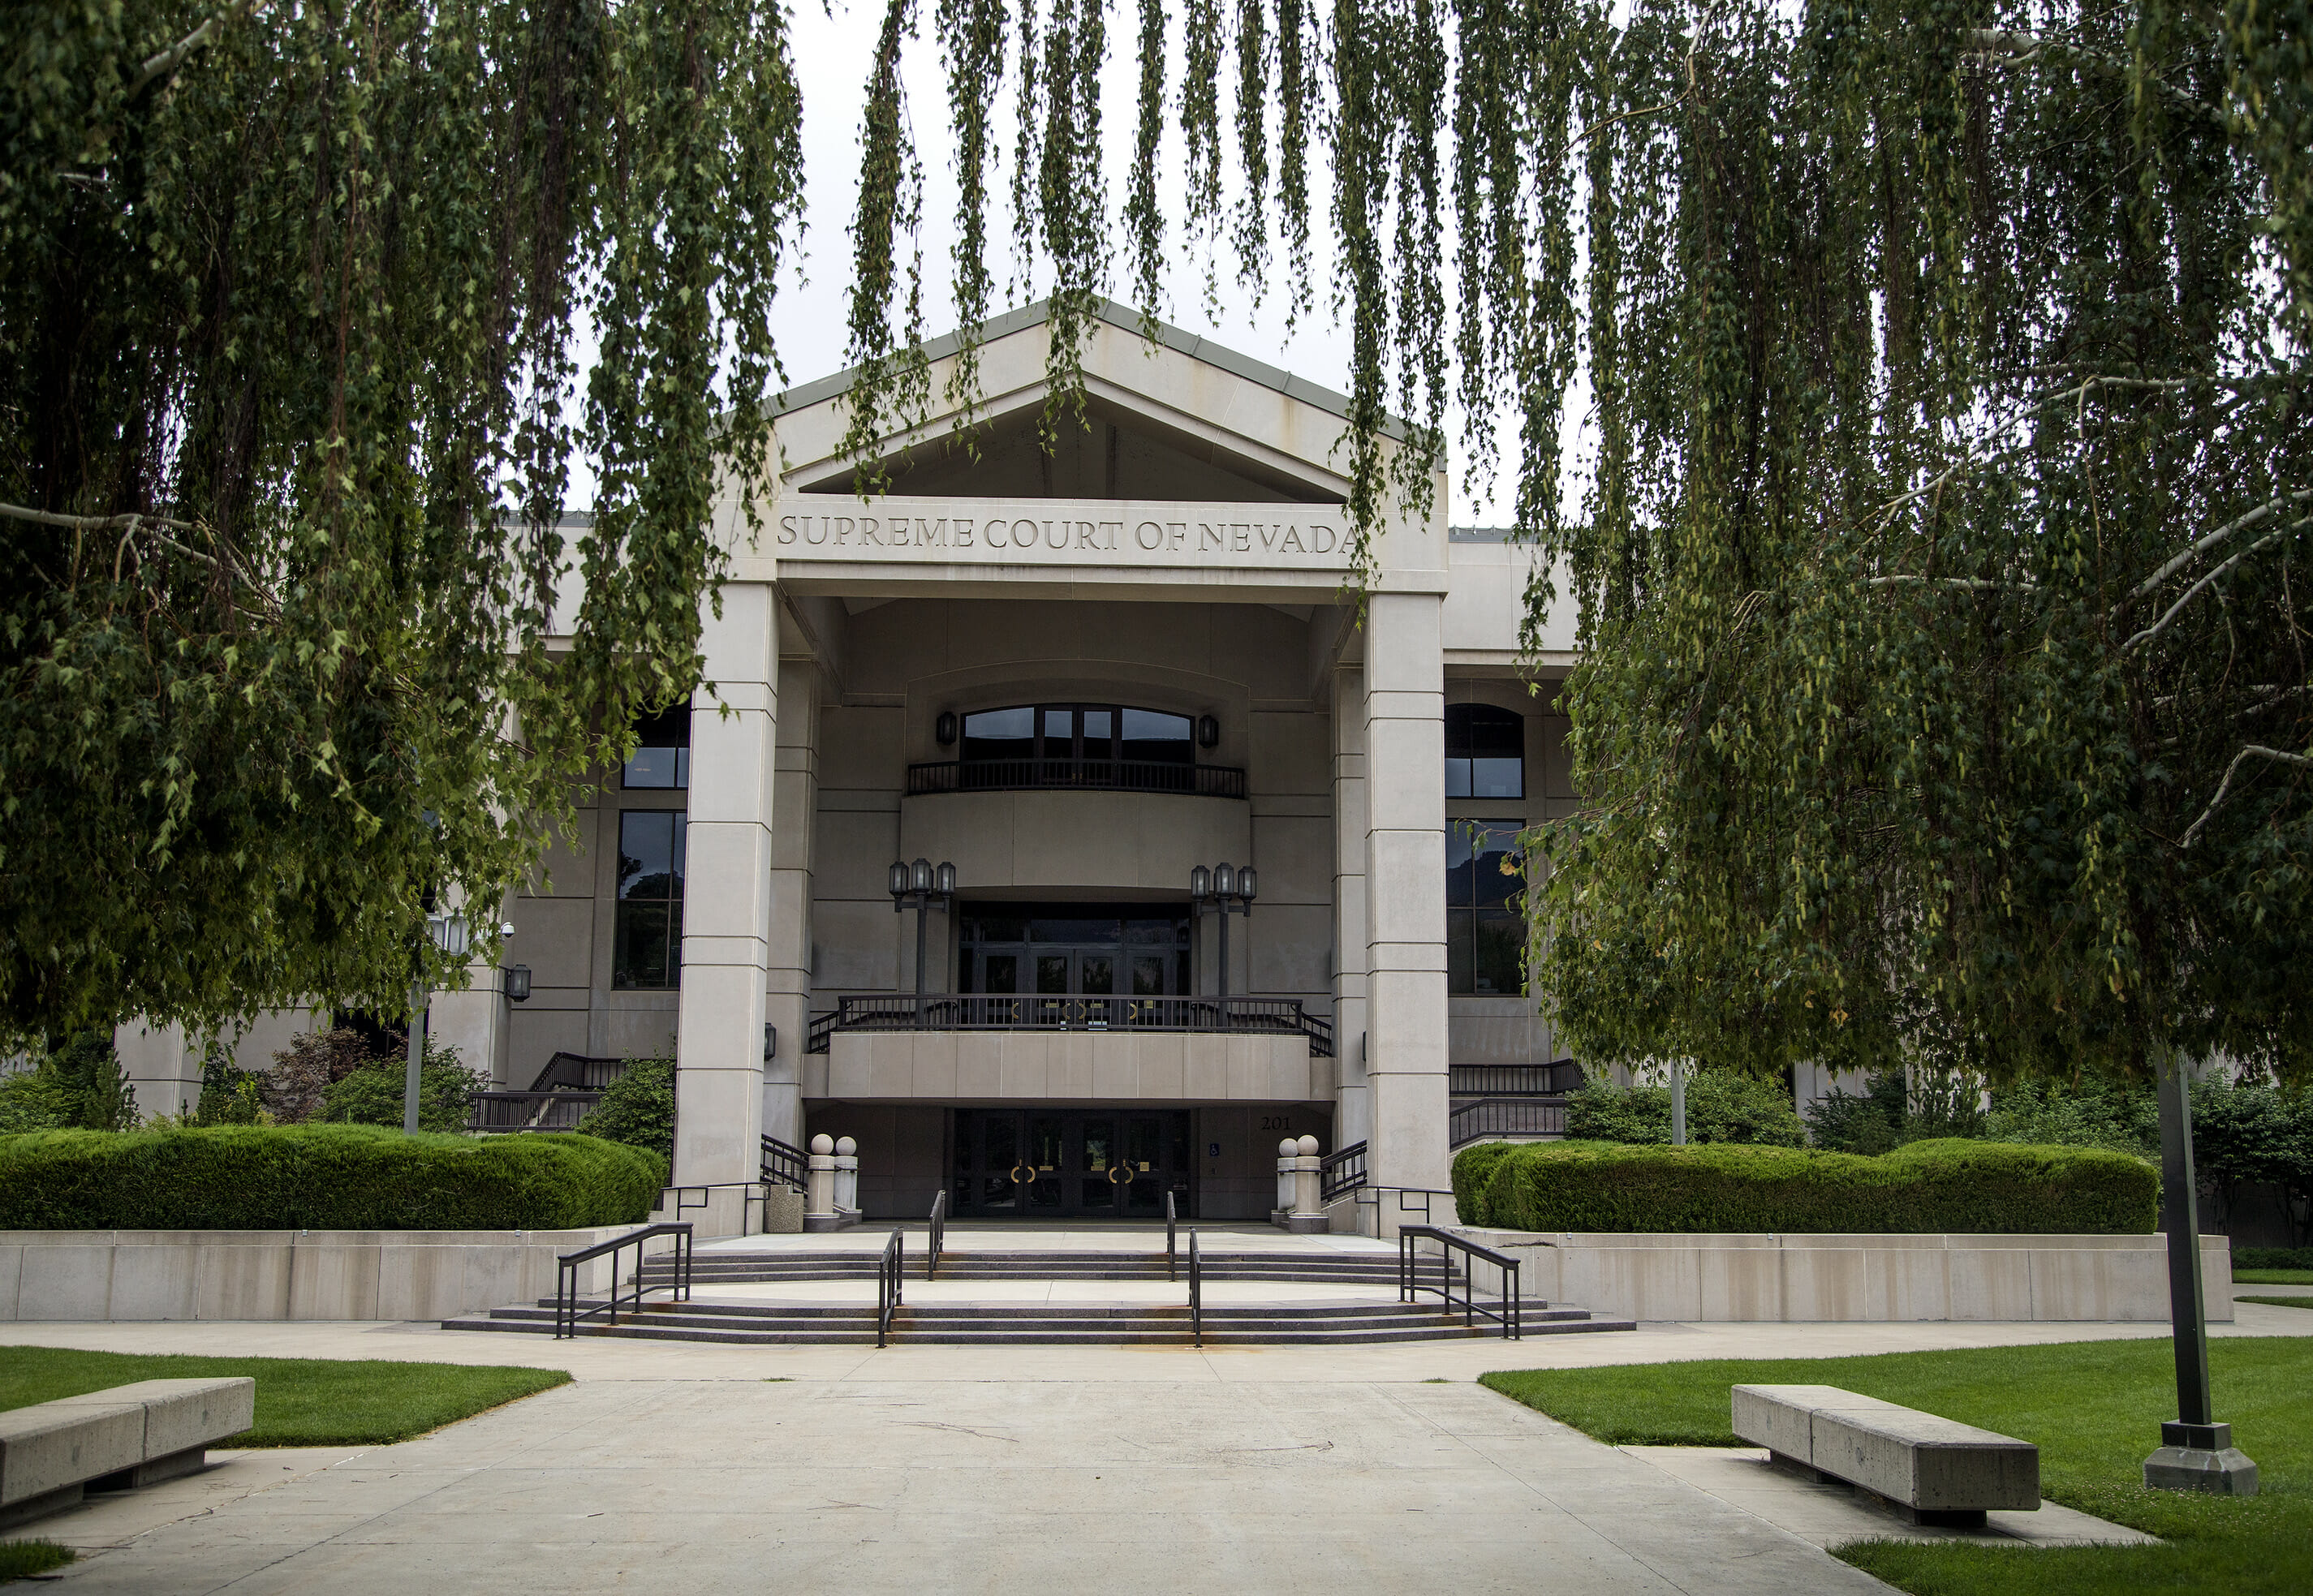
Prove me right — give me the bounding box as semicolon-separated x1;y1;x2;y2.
438;1296;1634;1346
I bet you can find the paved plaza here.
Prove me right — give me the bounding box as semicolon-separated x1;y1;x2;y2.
9;1296;2307;1593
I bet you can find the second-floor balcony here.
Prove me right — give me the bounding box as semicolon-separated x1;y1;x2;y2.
906;756;1247;798
809;993;1333;1056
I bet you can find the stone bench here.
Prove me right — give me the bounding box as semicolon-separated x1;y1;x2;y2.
0;1378;255;1530
1732;1383;2039;1526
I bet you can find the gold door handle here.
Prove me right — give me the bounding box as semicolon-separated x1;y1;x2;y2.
1011;1164;1034;1184
1108;1165;1131;1185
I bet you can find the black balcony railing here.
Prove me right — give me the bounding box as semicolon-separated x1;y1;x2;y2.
1447;1095;1568;1146
808;993;1333;1056
528;1051;631;1093
1448;1061;1583;1097
906;757;1247;798
467;1090;604;1132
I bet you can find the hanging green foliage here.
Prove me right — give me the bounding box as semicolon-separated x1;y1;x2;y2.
1523;1;2312;1086
0;0;805;1050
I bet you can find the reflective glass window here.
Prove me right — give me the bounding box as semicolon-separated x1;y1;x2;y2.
1445;703;1525;799
622;702;691;789
614;811;687;988
1447;821;1524;996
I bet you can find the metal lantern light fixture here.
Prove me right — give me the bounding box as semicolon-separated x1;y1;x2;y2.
502;963;532;1003
1190;859;1257;996
889;857;959;1022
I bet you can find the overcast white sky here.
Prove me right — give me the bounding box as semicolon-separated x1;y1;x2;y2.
671;0;1527;526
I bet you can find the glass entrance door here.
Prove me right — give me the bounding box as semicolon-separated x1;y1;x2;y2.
952;1109;1192;1219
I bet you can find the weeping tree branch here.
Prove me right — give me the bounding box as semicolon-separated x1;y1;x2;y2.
1965;28;2227;130
2121;488;2313;613
2123;518;2310;654
2182;745;2313;847
126;1;267;102
0;500;279;614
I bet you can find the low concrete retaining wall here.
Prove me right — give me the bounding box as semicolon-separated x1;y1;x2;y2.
1444;1230;2234;1323
0;1228;661;1323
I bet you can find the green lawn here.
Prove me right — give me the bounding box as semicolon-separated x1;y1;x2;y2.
2238;1295;2313;1310
0;1542;72;1583
2233;1268;2313;1285
1482;1337;2310;1596
0;1348;569;1447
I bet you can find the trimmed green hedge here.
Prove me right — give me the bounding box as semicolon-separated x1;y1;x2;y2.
1454;1137;2157;1234
0;1124;669;1230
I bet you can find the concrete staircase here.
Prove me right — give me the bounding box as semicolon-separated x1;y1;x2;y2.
438;1238;1639;1346
631;1246;1419;1288
442;1297;1628;1345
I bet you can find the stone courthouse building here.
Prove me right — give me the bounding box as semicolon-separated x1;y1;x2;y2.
131;300;1580;1234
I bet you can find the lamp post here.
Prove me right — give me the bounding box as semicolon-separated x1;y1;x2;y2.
405;909;472;1134
2143;1050;2259;1495
1190;862;1257;997
889;858;958;1023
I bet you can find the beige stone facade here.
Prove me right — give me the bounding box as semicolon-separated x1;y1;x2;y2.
121;301;1575;1234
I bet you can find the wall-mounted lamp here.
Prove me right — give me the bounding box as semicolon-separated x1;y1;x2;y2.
936;710;958;746
1190;860;1257;996
1196;713;1220;749
764;1022;778;1061
502;963;532;1003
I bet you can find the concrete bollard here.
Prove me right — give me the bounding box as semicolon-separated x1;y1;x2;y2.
1288;1134;1327;1232
833;1136;859;1215
1274;1138;1299;1223
805;1134;839;1232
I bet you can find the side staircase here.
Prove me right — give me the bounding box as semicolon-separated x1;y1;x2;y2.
440;1237;1638;1347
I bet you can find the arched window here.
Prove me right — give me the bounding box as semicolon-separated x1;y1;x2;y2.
1445;703;1524;799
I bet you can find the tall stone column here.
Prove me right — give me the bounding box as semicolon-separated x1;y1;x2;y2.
1331;665;1371;1152
761;656;818;1150
1362;591;1451;1224
674;581;778;1234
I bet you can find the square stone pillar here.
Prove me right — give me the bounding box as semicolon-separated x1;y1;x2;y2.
674;582;779;1232
761;656;818;1150
1362;591;1452;1221
1331;665;1371;1151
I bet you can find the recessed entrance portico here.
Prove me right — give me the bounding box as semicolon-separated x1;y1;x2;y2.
953;1107;1191;1219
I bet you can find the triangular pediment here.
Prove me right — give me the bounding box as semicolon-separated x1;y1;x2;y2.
773;299;1367;505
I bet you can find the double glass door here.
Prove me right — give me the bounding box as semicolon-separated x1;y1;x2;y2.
954;1109;1191;1219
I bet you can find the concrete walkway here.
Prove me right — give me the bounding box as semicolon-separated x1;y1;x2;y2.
11;1306;2306;1591
36;1377;1889;1594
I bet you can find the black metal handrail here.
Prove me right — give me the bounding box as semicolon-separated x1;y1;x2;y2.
1165;1189;1178;1282
877;1227;905;1347
760;1134;809;1193
1448;1095;1568;1146
529;1051;632;1093
1449;1061;1583;1097
555;1222;692;1339
1398;1224;1522;1340
807;993;1334;1057
907;757;1247;799
1187;1228;1203;1347
467;1090;603;1132
927;1189;947;1280
1320;1141;1368;1202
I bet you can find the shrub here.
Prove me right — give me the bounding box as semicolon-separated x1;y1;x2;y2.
321;1043;482;1134
575;1058;675;1161
0;1032;138;1133
1805;1069;1988;1152
1983;1077;2159;1159
1450;1139;1524;1224
2190;1078;2313;1242
1563;1072;1806;1147
1456;1137;2157;1234
261;1028;386;1123
2235;1246;2313;1271
0;1123;668;1229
